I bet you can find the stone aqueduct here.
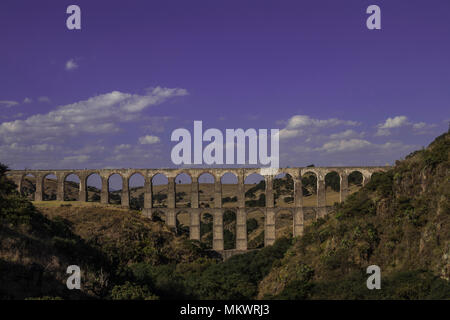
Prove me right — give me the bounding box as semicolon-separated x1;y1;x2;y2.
8;166;388;253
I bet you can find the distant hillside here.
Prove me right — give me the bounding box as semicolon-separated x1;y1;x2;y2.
258;131;450;299
21;177;103;202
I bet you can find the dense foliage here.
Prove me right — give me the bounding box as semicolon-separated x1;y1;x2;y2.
258;131;450;299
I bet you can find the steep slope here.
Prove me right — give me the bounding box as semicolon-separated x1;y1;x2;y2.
257;131;450;299
0;165;210;299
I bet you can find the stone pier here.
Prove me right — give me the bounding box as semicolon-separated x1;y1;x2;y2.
8;166;389;254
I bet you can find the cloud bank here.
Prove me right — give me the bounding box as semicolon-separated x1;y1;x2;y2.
0;87;188;168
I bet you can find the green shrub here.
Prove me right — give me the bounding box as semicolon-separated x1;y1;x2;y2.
111;281;158;300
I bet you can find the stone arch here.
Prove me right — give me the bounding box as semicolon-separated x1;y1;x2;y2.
274;172;294;207
198;171;216;182
370;170;385;179
200;211;214;249
21;173;36;200
348;170;364;195
301;171;317;207
325;171;340;206
223;209;237;250
369;171;385;184
152;173;168;208
357;169;373;186
107;173;123;205
175;173;192;208
246;208;265;249
86;172;102;202
64;173;80;201
42;173;57;201
129;172;145;210
198;172;215;208
221;172;238;207
175;210;190;237
244;173;266;208
275;209;294;239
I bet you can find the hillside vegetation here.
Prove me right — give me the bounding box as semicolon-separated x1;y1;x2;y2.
0;131;449;300
0;167;211;299
258;131;450;299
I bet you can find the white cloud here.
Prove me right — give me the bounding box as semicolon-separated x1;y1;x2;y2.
138;135;160;145
329;129;364;140
0;87;187;169
114;144;131;153
273;113;427;167
374;128;391;136
412;122;426;129
279;128;304;139
412;122;437;134
375;116;437;136
0;100;19;108
318;139;372;153
38;96;51;103
279;115;360;139
285;115;360;129
0;87;187;145
23;97;32;104
65;59;78;71
379;116;409;129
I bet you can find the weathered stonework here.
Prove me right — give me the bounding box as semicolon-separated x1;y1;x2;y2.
8;166;389;255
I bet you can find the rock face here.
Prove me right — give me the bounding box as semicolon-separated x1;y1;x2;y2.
257;131;450;299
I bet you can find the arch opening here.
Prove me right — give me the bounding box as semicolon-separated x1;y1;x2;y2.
325;171;340;206
152;173;168;208
86;173;101;202
221;172;238;207
223;209;236;250
275;209;293;240
108;174;123;205
246;209;265;249
175;173;192;208
301;172;317;207
244;173;265;208
200;212;213;249
129;173;145;210
198;173;215;208
369;172;384;187
274;173;294;207
348;171;363;195
175;211;190;237
43;173;57;201
21;173;36;200
64;174;80;201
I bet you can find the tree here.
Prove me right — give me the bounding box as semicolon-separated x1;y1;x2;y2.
0;163;17;198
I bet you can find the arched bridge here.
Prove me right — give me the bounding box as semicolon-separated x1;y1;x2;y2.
7;166;389;253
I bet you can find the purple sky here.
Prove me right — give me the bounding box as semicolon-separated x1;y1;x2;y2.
1;0;449;171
